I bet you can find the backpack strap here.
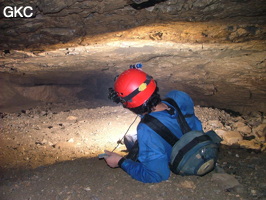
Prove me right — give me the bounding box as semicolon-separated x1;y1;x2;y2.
125;140;140;162
163;98;192;134
141;115;178;146
127;98;193;161
170;134;211;173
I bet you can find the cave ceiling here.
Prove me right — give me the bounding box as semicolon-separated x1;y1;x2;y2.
0;0;266;113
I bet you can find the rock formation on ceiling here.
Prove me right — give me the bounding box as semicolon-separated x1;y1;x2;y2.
0;0;265;113
1;0;266;49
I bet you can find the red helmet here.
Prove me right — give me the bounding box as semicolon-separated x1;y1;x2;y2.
114;69;156;108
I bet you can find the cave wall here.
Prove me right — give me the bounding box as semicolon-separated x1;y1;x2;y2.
1;0;266;49
1;41;265;113
0;0;266;113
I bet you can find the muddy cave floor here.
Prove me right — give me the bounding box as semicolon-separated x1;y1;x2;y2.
0;98;265;200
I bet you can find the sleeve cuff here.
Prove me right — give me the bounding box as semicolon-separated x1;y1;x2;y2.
118;157;126;168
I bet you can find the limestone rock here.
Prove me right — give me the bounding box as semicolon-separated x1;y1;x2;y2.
37;0;76;14
238;140;261;151
66;116;78;121
216;130;243;145
211;173;241;190
54;142;75;149
236;125;252;135
233;121;246;128
0;0;265;115
207;120;224;129
178;180;196;189
253;124;266;137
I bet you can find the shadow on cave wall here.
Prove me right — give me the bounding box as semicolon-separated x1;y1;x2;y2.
0;67;265;114
0;70;122;112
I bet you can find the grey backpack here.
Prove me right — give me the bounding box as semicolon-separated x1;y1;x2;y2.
141;98;222;176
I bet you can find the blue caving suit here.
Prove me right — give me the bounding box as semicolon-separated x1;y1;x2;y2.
120;90;203;183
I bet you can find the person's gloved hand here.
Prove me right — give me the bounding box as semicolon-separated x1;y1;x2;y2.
104;150;123;168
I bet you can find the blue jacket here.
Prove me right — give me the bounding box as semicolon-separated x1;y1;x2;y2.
120;90;203;183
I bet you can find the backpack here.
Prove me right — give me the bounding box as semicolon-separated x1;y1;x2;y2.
140;98;222;176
